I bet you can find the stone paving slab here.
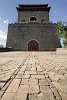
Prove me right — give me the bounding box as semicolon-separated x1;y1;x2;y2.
0;51;67;100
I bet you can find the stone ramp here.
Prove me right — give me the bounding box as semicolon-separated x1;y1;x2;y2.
0;51;67;100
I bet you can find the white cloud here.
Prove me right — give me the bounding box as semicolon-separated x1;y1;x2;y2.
0;30;3;34
0;30;7;47
0;17;9;25
0;17;2;20
0;34;7;41
0;17;8;46
3;20;9;25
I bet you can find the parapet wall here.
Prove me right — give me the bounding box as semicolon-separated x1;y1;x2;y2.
57;48;67;52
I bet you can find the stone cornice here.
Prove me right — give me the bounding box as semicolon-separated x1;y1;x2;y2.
16;4;51;12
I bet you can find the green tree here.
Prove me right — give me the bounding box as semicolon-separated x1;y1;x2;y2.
0;44;4;48
56;21;67;47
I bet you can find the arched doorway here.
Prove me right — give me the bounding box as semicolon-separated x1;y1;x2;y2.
28;40;39;51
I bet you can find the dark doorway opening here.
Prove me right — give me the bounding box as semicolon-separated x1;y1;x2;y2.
28;40;39;51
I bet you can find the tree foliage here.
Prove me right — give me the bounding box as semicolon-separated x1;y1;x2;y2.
56;21;67;47
0;44;4;48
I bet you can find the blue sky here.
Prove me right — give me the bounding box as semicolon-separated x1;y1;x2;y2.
0;0;67;46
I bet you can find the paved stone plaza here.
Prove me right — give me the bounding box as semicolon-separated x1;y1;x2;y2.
0;51;67;100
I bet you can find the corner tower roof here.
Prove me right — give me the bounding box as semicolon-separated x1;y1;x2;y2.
16;4;51;12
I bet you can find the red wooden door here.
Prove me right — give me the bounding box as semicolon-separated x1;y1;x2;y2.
28;40;39;51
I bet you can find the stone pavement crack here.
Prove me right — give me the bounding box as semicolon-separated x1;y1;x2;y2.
47;77;62;100
34;52;62;100
26;93;29;100
0;52;31;99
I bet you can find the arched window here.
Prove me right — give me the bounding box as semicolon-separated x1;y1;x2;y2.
30;17;37;21
22;19;25;22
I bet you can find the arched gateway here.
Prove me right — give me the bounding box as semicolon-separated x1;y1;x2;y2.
28;40;39;51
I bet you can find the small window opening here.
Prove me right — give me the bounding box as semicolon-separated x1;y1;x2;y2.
30;17;37;21
41;19;44;23
22;19;25;22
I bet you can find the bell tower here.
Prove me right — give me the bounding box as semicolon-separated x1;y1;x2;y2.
16;4;51;23
6;4;61;51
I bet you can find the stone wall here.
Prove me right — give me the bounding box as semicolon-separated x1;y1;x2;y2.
57;48;67;53
18;11;49;23
6;22;61;51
